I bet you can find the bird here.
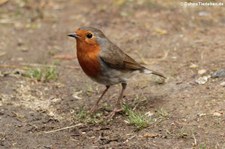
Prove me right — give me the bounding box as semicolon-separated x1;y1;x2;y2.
68;27;166;118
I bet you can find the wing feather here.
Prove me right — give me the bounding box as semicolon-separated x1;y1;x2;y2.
99;42;143;71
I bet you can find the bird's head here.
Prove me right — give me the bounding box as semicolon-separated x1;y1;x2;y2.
68;27;107;46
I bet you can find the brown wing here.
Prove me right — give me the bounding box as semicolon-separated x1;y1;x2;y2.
99;42;144;71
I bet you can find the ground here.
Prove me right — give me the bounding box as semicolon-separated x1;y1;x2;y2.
0;0;225;148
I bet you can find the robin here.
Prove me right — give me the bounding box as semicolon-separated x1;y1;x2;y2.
68;27;166;118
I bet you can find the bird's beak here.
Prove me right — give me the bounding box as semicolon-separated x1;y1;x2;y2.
68;33;79;39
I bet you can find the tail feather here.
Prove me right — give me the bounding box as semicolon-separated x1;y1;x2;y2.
141;68;166;79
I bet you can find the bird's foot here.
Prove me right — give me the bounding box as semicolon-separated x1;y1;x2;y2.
105;108;123;120
90;105;99;114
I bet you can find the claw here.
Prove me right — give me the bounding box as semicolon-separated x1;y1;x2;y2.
90;106;98;113
105;108;123;120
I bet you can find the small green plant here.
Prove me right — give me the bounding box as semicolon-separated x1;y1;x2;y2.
176;128;189;139
156;108;169;119
74;108;104;125
76;108;88;120
199;143;207;149
24;66;58;82
123;104;151;130
44;67;58;81
25;68;42;81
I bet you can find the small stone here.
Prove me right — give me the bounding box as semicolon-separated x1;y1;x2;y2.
198;11;210;17
171;56;177;60
19;47;29;52
14;22;24;29
154;28;167;35
198;69;207;75
211;69;225;78
51;97;62;103
145;111;154;117
124;120;129;124
195;76;210;85
48;111;55;117
17;57;23;61
213;112;222;117
197;113;206;117
72;91;82;100
220;82;225;87
143;133;159;138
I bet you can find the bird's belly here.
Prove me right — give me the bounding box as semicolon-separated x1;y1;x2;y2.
78;51;134;86
93;68;133;86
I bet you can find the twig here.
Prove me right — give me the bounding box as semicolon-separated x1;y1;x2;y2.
123;135;136;143
159;50;169;61
44;123;83;134
192;131;197;146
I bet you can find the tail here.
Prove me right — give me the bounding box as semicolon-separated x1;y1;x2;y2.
140;67;166;79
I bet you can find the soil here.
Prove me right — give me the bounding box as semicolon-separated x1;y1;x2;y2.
0;0;225;148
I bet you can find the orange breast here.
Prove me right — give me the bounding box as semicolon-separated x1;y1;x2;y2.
76;42;101;78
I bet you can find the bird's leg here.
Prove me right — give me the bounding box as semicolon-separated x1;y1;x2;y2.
90;85;110;113
107;83;127;119
116;82;127;108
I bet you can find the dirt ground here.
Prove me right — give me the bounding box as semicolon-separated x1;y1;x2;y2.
0;0;225;148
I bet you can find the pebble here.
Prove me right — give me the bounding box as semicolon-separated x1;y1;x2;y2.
213;112;222;117
72;91;82;100
220;81;225;87
51;97;62;103
198;113;206;117
198;11;210;17
198;69;207;75
19;47;29;52
143;133;159;138
211;69;225;78
145;111;154;117
195;76;210;85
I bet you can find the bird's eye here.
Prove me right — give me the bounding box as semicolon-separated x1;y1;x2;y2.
86;33;93;39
